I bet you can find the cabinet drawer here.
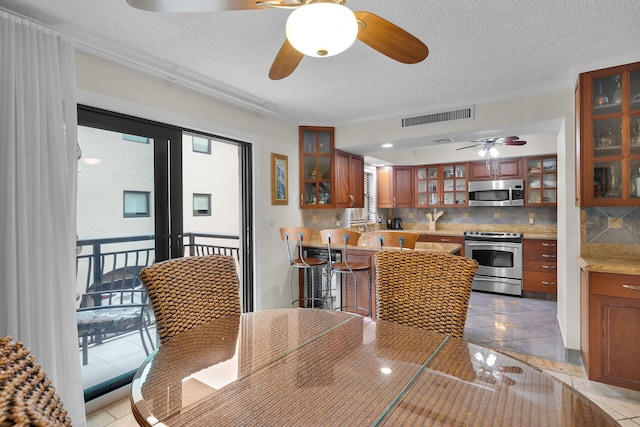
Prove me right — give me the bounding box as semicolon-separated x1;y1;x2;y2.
524;271;557;293
524;239;557;251
592;272;640;300
525;250;557;262
524;259;557;273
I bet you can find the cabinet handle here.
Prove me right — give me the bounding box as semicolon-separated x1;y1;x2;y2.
300;194;303;206
349;195;354;206
393;197;396;206
542;243;556;247
440;238;451;242
541;281;556;286
622;284;640;291
542;265;556;269
542;254;556;258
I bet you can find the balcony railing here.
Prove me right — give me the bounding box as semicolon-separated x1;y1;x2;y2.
75;233;240;368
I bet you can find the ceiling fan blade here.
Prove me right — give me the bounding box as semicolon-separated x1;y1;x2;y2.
269;39;304;80
354;11;428;64
126;0;264;12
456;143;485;151
503;140;527;146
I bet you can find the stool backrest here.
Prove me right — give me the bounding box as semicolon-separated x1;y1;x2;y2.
369;231;418;251
279;226;313;264
319;228;361;269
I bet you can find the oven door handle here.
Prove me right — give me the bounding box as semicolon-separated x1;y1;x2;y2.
464;240;522;249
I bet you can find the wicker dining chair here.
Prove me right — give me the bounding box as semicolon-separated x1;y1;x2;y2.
0;336;72;426
369;231;418;251
374;251;479;338
138;255;241;344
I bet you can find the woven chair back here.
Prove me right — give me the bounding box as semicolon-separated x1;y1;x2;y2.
0;336;72;426
374;251;478;338
139;255;241;344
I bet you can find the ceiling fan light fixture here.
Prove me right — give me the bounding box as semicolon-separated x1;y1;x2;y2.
489;146;500;158
285;2;358;58
478;148;487;158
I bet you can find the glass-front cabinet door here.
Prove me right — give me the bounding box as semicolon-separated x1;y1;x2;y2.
442;164;467;206
414;163;467;207
525;156;557;205
577;62;640;206
300;126;334;208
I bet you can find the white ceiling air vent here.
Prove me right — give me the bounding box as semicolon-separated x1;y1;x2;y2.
402;106;474;127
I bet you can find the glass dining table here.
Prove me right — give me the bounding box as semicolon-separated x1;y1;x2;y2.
130;308;616;426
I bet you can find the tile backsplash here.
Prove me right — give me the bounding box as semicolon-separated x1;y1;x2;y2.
583;207;640;245
302;206;557;230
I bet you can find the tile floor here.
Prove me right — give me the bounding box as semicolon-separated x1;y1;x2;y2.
86;292;640;426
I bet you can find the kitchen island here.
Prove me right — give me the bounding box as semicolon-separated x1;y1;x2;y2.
299;230;462;318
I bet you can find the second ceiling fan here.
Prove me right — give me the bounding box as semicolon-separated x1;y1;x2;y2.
126;0;429;80
456;136;527;159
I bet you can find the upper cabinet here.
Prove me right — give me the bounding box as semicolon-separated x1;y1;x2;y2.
334;149;364;208
415;163;468;207
300;126;334;209
469;157;523;181
376;166;414;208
525;155;557;206
576;61;640;207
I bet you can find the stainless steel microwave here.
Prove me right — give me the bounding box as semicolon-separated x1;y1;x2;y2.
468;179;524;207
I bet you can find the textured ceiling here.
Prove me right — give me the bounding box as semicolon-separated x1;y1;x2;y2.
2;0;640;128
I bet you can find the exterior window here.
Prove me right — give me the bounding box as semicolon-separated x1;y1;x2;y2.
364;171;375;220
193;193;211;216
122;134;150;144
192;136;211;154
123;191;150;217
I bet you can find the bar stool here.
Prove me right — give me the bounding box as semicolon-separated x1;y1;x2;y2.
279;226;328;308
369;231;418;251
320;228;371;316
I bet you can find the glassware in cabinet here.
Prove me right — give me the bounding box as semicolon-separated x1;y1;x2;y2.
577;62;640;206
526;156;556;205
300;126;334;208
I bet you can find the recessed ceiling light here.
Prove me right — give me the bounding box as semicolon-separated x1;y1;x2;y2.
83;157;102;165
381;143;393;148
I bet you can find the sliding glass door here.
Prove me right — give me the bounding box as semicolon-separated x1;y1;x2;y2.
76;106;253;400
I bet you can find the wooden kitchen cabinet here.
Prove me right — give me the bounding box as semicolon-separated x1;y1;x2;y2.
523;239;557;294
334;149;364;208
469;157;523;180
418;234;465;256
376;166;414;208
581;270;640;391
525;155;557;206
415;163;468;207
300;126;334;208
576;61;640;207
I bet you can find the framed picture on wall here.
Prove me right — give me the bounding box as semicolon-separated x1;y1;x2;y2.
271;153;288;205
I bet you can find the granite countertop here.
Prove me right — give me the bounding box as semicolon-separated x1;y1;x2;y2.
347;225;557;241
304;231;461;254
576;256;640;276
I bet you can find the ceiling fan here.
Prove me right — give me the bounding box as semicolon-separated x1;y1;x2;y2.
125;0;429;80
456;136;527;159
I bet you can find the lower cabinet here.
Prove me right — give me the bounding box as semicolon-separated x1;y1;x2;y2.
418;234;465;256
523;239;557;294
581;270;640;391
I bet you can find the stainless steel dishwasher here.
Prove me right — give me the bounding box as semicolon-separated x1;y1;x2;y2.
302;247;341;309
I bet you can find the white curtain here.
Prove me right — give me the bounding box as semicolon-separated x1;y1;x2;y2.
0;11;86;425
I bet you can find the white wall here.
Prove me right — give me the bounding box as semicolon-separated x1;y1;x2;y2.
74;50;583;349
75;50;300;311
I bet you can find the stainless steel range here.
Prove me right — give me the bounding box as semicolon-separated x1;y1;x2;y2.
464;231;523;296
